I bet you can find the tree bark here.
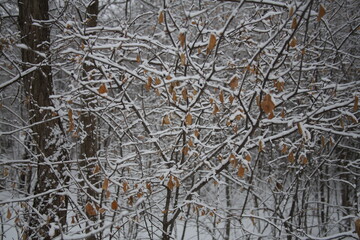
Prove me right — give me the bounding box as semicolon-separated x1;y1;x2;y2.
18;0;68;239
79;1;100;239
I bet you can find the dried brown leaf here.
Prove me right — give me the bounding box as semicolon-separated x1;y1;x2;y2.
229;154;237;167
167;176;174;191
136;54;141;63
291;17;297;29
122;181;129;192
206;34;217;54
102;178;109;191
288;151;295;163
185;113;192;125
98;83;108;94
155;77;161;85
317;4;326;22
355;219;360;239
111;200;118;210
261;94;275;114
67;109;74;132
212;104;220;115
354;96;358;112
289;37;297;48
158;11;164;24
219;90;224;103
180;53;186;66
6;208;11;219
93;164;100;174
162;115;171;125
289;6;294;17
237;165;245;178
85;202;97;216
229;75;239;90
178;32;186;48
182;88;188;101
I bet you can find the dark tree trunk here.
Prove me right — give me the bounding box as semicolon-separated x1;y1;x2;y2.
18;0;68;239
79;1;100;239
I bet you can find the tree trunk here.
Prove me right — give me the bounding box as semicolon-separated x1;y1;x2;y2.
79;1;100;239
18;0;68;239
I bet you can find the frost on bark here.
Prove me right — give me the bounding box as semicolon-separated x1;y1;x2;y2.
18;0;68;238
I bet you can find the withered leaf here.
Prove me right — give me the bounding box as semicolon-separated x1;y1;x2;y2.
167;176;174;190
136;54;141;63
237;165;245;178
289;6;294;17
162;115;171;125
178;32;186;48
261;94;275;114
67;109;74;132
206;33;217;54
98;83;108;94
180;53;186;66
212;104;220;115
102;178;109;191
182;88;188;101
6;208;11;219
185;113;192;125
219;90;224;103
354;96;358;112
229;75;239;90
93;164;100;174
317;4;326;22
288;151;295;163
291;17;297;29
111;200;118;210
122;181;129;192
289;37;297;48
85;202;97;216
158;11;164;24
